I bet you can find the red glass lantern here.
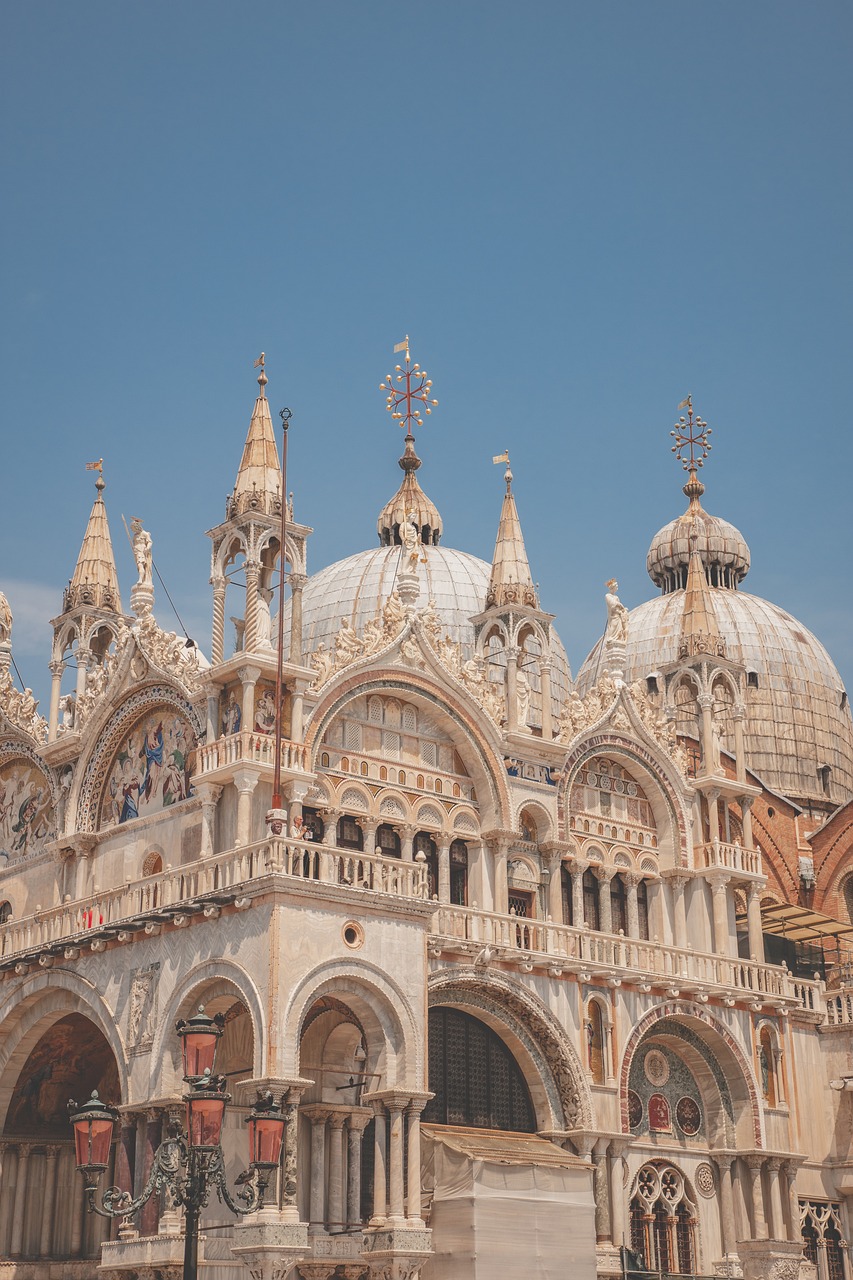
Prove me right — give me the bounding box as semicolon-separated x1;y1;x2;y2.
176;1005;224;1081
68;1091;117;1173
246;1099;286;1171
185;1074;230;1150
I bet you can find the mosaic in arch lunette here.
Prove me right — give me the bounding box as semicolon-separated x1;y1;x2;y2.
0;755;55;861
99;706;196;828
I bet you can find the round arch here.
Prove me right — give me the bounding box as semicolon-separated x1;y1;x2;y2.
559;734;690;870
619;1003;763;1148
150;960;266;1097
0;973;129;1125
429;967;593;1132
306;669;512;830
517;799;554;844
282;958;421;1087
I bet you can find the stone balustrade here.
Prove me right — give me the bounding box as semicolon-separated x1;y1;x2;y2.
0;837;430;965
430;904;820;1009
195;730;310;776
696;838;763;878
824;986;853;1025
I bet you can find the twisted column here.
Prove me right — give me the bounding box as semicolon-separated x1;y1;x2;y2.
211;577;227;665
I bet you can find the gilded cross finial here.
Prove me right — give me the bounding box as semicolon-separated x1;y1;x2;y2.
380;337;438;439
670;395;712;472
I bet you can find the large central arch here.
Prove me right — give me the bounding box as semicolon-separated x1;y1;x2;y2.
429;967;593;1131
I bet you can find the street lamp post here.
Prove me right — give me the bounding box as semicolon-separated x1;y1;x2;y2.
68;1006;285;1280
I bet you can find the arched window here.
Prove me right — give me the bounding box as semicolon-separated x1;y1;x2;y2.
630;1164;698;1275
337;816;364;851
610;874;628;935
424;1007;535;1132
583;869;600;931
450;840;468;906
758;1026;778;1107
0;901;11;924
586;1000;606;1084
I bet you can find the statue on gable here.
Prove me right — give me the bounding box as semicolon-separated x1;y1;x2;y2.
0;592;12;645
131;519;154;589
382;590;407;640
604;579;629;643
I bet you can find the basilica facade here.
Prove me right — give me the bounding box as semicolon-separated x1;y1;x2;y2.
0;354;852;1280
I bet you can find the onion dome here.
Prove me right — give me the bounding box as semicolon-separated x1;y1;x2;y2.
377;434;443;547
647;472;750;593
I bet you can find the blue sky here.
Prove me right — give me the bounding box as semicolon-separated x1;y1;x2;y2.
1;1;851;710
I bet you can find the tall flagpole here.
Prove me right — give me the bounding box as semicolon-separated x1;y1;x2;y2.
272;405;292;814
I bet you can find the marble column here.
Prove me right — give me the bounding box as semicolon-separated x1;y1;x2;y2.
39;1144;60;1256
48;659;65;741
211;577;227;664
746;1155;768;1239
733;707;747;783
766;1158;786;1240
233;768;260;848
782;1160;801;1242
327;1114;346;1233
545;854;563;923
9;1144;30;1257
205;687;219;742
741;796;755;851
69;1147;85;1256
540;661;553;740
239;663;262;735
608;1141;628;1248
746;883;765;963
198;783;222;858
598;871;613;935
571;864;586;930
281;1096;300;1222
668;873;688;948
140;1113;162;1237
244;559;261;652
706;786;722;844
506;647;519;733
75;646;91;701
699;693;715;774
346;1113;371;1229
437;837;451;904
493;839;509;916
401;825;415;863
625;873;641;940
290;687;305;741
406;1099;428;1225
306;1107;328;1232
289;573;306;664
714;1152;737;1257
371;1104;387;1226
709;873;732;954
592;1139;612;1244
387;1100;406;1222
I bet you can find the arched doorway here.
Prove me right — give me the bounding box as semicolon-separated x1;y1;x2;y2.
0;1012;121;1263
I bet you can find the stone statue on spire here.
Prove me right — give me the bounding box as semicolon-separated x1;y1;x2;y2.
604;579;629;643
131;519;154;589
0;592;12;646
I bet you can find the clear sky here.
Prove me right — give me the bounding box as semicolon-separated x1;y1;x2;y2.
1;2;851;711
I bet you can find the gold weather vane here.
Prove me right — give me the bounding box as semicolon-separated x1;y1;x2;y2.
380;337;438;437
85;458;103;474
670;395;712;472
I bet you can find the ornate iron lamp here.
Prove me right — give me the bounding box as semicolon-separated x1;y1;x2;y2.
69;1007;285;1280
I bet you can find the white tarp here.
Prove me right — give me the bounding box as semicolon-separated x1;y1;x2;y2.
421;1126;597;1280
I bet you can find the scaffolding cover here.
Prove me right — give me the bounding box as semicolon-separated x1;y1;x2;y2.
422;1126;597;1280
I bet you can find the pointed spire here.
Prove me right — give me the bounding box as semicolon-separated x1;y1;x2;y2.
377;434;443;546
678;514;726;659
229;355;282;517
65;467;122;614
485;457;539;610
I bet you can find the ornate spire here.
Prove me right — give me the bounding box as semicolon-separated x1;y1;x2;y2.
64;462;122;614
377;339;443;546
671;400;727;657
228;354;282;518
485;454;538;610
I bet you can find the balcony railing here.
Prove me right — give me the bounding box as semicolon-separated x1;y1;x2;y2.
696;839;763;878
195;731;310;775
825;988;853;1026
0;837;429;964
430;904;818;1008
